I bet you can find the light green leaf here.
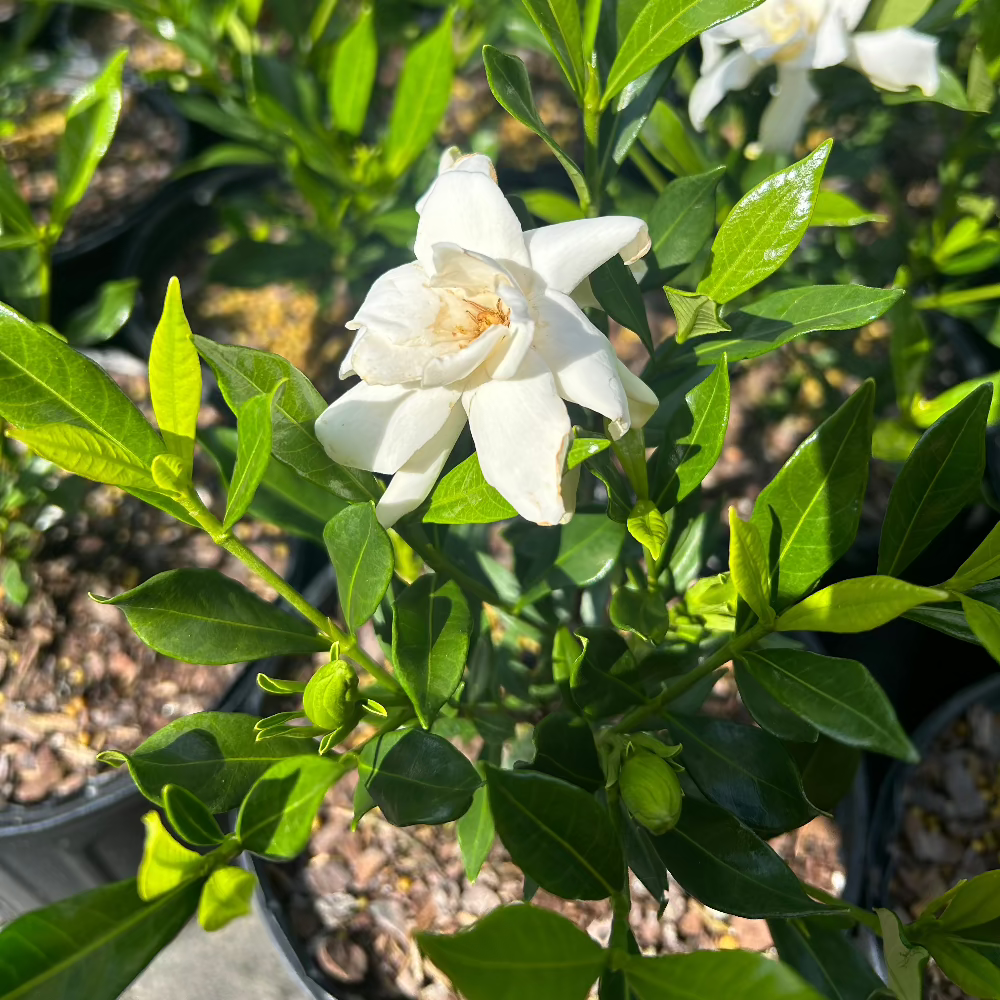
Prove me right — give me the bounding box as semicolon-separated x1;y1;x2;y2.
457;784;495;883
425;452;517;524
63;278;139;346
648;167;725;272
138;811;206;901
665;287;731;343
775;577;948;633
324;501;394;632
591;253;654;354
223;383;280;530
810;189;886;227
651;358;729;510
910;371;1000;430
50;50;126;237
959;595;1000;664
521;0;586;97
698;142;831;303
94;568;328;664
418;904;607;1000
938;871;1000;930
917;926;1000;999
393;575;471;728
879;384;991;576
567;435;611;469
876;908;929;1000
604;0;767;104
330;4;377;136
862;0;934;29
198;867;256;932
519;189;585;223
0;878;201;1000
729;507;773;624
0;157;37;237
482;46;588;207
740;648;917;761
752;380;874;610
385;11;454;176
149;277;201;479
610;586;672;641
628;500;668;560
163;783;225;847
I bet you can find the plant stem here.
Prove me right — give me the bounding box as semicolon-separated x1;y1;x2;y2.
914;283;1000;311
613;621;772;733
628;146;667;194
582;86;602;217
805;885;882;935
36;244;51;326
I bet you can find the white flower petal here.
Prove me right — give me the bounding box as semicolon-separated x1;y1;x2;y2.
851;27;939;94
812;6;851;67
559;462;581;525
414;171;529;272
375;403;468;528
523;217;650;297
830;0;869;32
416;150;499;213
315;381;461;475
429;243;514;293
532;288;631;438
689;48;760;131
488;283;535;380
758;66;820;152
420;325;508;387
617;361;659;430
463;349;572;525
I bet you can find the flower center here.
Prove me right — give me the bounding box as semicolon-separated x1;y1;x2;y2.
466;298;511;335
759;0;816;61
433;289;512;348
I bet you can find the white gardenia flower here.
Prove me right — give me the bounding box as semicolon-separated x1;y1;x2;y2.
315;153;658;529
689;0;941;152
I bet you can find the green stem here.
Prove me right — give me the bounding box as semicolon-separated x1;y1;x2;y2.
582;98;602;218
36;244;51;326
628;146;667;194
614;621;772;733
914;283;1000;311
805;885;882;935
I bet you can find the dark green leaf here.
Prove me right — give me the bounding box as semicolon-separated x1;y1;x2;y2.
879;384;992;576
63;278;138;346
610;586;671;642
0;878;200;1000
163;783;225;846
94;569;328;664
740;648;917;762
647;167;725;273
521;0;586;96
623;810;669;910
485;765;624;900
424;452;517;524
796;736;861;815
393;575;471;728
457;784;495;882
591;254;653;354
652;798;828;917
530;712;605;792
751;380;874;610
359;728;481;826
96;712;305;811
571;627;644;718
417;904;607;1000
325;501;394;632
734;657;818;743
664;288;730;343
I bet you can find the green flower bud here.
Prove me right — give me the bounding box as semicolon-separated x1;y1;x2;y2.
619;752;683;835
303;659;361;739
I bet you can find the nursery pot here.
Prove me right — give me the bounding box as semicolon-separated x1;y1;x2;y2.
0;540;317;922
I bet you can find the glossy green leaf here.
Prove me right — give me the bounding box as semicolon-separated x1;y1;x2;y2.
567;435;611;469
775;577;948;633
740;648;917;761
418;904;607;1000
604;0;766;103
911;372;1000;431
149;277;200;480
938;871;1000;930
651;359;729;511
628;500;667;559
960;595;1000;664
96;712;306;811
63;278;138;346
0;878;201;1000
485;765;624;900
587;446;633;522
195;336;379;503
530;712;605;793
624;949;826;1000
652;798;828;918
94;568;328;664
522;0;586;96
797;736;861;815
699;142;831;303
879;385;992;576
729;507;773;624
640;98;711;177
768;917;885;1000
734;658;818;743
591;253;653;354
393;575;471;728
647;167;725;272
891;299;932;414
664;288;730;343
325;501;394;632
198;867;256;932
947;521;1000;591
358;728;481;826
9;422;158;491
138;811;206;901
237;754;348;860
425;452;517;523
917;926;1000;999
50;50;126;236
876;909;928;1000
751;380;874;611
330;4;377;135
223;384;280;530
664;713;814;833
570;627;644;718
482;46;588;206
163;783;225;846
0;157;37;237
520;188;585;223
385;11;454;176
623;810;669;910
810;189;886;227
457;784;495;882
610;586;671;642
682;286;904;366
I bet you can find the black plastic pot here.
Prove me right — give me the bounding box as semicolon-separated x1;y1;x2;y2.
0;540;317;922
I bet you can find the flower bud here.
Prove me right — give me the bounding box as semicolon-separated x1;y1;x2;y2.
619;752;683;835
303;659;361;739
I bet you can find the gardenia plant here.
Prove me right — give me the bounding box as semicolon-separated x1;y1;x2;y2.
689;0;941;151
2;2;1000;1000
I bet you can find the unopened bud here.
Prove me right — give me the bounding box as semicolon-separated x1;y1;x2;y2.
303;659;361;739
619;752;683;835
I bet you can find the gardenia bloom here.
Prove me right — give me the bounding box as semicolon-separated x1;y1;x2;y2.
689;0;941;152
315;152;658;529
